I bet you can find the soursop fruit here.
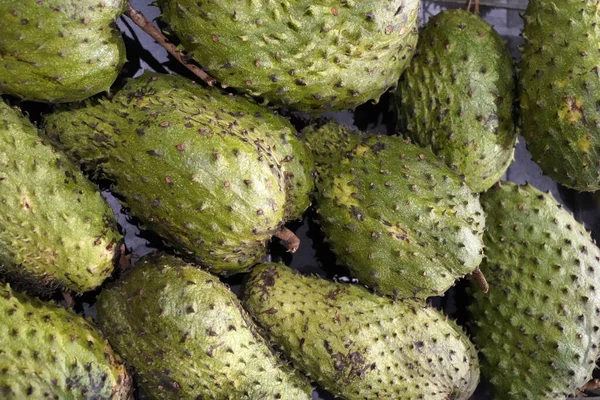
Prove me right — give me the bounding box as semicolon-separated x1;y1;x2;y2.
0;101;120;294
470;181;600;398
44;72;313;275
96;253;312;400
158;0;420;112
396;9;517;192
305;122;485;299
0;0;126;103
521;0;600;191
302;121;362;173
242;263;480;400
0;283;132;399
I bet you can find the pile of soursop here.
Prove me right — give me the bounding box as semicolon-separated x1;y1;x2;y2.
1;0;600;398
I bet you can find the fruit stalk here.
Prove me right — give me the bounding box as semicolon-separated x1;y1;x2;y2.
465;0;480;14
124;1;216;86
274;227;300;253
468;268;489;293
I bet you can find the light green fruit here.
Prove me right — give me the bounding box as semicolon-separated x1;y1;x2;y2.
44;73;313;275
242;263;480;400
471;181;600;398
97;253;312;400
0;283;131;398
305;122;485;299
0;0;126;103
0;101;120;294
397;9;517;192
520;0;600;191
158;0;420;112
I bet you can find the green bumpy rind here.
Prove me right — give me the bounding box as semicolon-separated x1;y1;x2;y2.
158;0;419;113
470;182;600;398
309;123;485;299
242;263;480;400
0;283;132;399
96;253;312;400
302;121;362;175
397;9;517;192
0;102;120;294
520;0;600;191
0;0;126;103
44;73;313;274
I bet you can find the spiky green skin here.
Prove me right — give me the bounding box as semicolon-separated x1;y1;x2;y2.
44;73;313;274
0;283;131;398
396;10;517;193
0;102;120;294
0;0;126;103
158;0;419;113
520;0;600;191
302;121;362;175
309;123;485;299
470;182;600;398
242;263;480;400
97;253;312;400
274;126;314;220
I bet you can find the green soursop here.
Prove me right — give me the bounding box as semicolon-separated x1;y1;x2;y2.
470;182;600;398
0;101;120;294
0;0;126;103
302;121;362;173
0;283;131;398
305;122;485;299
44;73;313;275
158;0;420;112
521;0;600;191
397;9;517;192
242;263;480;400
97;253;312;400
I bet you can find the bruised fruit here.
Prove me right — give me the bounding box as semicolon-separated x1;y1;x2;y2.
0;0;126;103
158;0;420;112
397;9;517;192
470;182;600;398
305;122;485;299
0;283;131;398
242;263;480;400
44;73;313;275
96;253;312;400
0;101;120;294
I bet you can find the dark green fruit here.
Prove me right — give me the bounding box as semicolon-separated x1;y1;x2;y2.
302;121;362;175
44;73;313;275
0;283;132;398
242;263;480;400
397;9;517;192
158;0;420;112
0;0;126;103
470;181;600;397
305;122;485;299
520;0;600;191
0;101;120;294
97;253;312;400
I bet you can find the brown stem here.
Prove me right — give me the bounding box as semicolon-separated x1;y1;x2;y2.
117;243;133;272
274;227;300;253
124;1;217;86
465;0;480;14
62;290;76;308
469;268;489;293
581;379;600;393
